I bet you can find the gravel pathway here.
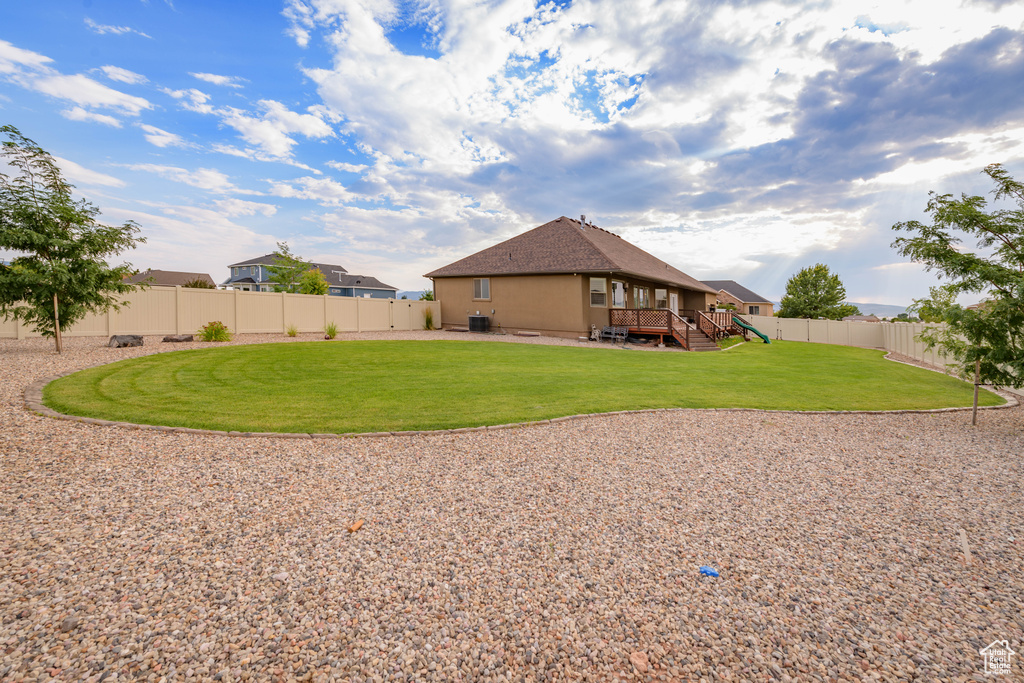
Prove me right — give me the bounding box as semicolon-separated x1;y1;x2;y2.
2;334;1022;682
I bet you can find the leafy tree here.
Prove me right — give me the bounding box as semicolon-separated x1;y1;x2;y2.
0;126;144;353
266;241;307;293
892;163;1024;388
777;264;860;319
419;289;434;301
298;267;329;295
182;277;215;289
911;285;956;323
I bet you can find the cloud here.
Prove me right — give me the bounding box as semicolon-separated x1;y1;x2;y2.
125;163;240;194
212;198;279;217
53;156;126;188
138;124;189;148
218;100;334;159
326;160;368;173
190;72;246;88
84;17;152;39
0;40;152;125
99;65;148;84
32;73;151;115
0;39;53;73
62;106;122;127
162;87;215;114
111;204;277;282
268;176;352;204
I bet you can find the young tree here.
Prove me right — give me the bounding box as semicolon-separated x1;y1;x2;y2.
298;268;329;295
892;163;1024;389
0;126;144;353
777;264;860;319
266;242;307;293
419;289;434;301
911;285;956;323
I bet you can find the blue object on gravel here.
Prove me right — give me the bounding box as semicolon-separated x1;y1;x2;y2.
699;566;719;577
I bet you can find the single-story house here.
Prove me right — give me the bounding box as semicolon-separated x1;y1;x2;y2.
701;280;774;317
425;216;718;339
126;269;216;287
223;255;398;299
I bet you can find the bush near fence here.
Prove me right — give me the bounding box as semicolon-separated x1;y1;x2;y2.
0;286;442;339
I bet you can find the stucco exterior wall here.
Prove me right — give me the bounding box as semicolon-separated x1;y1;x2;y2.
435;274;717;338
435;274;587;338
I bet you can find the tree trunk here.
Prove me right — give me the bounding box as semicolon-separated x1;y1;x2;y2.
53;292;62;354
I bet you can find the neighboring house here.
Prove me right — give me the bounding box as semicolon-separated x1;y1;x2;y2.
126;269;216;287
425;216;718;339
223;254;398;299
701;280;775;317
842;314;881;322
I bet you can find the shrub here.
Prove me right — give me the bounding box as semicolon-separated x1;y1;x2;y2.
423;308;434;330
286;324;299;337
197;321;232;342
182;277;215;289
325;321;338;339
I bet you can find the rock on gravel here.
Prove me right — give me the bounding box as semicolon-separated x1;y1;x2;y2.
1;332;1022;682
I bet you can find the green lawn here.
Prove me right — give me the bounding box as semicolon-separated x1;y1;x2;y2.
43;340;1003;434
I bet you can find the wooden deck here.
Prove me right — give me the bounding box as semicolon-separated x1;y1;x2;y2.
608;309;750;351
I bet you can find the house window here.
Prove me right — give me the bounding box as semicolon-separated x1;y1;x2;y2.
748;305;760;315
655;288;668;309
473;278;490;300
611;281;626;308
635;287;650;309
590;278;607;307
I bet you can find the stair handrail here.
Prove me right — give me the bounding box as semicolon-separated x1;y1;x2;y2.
668;311;690;350
697;310;727;340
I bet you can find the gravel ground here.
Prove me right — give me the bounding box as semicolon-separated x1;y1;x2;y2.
2;333;1022;682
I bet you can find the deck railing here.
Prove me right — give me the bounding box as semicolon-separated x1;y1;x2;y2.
696;311;728;340
608;308;694;349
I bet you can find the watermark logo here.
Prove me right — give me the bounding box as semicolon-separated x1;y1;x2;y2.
980;640;1015;676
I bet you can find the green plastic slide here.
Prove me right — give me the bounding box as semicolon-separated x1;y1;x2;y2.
732;316;771;344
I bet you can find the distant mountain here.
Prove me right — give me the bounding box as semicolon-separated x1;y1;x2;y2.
844;302;908;318
770;302;908;318
396;290;429;300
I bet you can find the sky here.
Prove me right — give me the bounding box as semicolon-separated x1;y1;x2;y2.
2;0;1023;305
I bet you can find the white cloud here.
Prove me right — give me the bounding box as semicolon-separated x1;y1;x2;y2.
138;124;189;148
190;72;246;88
0;39;53;73
32;73;151;115
61;106;122;127
100;65;148;84
53;156;126;188
326;160;367;173
213;198;279;217
218;100;334;159
125;163;240;194
112;204;276;281
162;87;214;114
84;18;152;39
268;176;352;205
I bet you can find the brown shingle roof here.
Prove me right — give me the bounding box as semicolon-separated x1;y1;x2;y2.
425;216;716;293
126;269;216;287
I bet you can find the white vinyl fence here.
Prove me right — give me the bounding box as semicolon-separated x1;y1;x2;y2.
0;286;441;339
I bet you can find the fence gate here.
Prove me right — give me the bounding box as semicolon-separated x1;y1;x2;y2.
389;300;413;330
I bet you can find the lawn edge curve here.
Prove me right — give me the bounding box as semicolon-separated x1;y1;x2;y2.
25;352;1018;440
